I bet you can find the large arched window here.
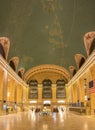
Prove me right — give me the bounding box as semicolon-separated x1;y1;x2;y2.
56;79;66;98
42;79;52;98
28;80;38;99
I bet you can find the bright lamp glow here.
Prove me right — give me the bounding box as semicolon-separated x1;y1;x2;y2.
43;100;51;104
7;92;10;97
57;100;65;103
85;95;88;101
30;101;37;103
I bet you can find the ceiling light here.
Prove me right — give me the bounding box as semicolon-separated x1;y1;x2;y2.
30;101;37;103
57;100;65;103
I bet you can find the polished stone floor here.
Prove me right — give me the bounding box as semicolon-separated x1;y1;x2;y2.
0;110;95;130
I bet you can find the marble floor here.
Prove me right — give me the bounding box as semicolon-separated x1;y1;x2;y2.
0;110;95;130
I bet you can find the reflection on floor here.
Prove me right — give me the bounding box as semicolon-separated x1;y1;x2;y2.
0;110;95;130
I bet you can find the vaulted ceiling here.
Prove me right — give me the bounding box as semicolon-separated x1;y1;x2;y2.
0;0;95;73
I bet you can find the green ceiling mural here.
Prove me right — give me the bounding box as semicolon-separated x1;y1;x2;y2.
0;0;95;72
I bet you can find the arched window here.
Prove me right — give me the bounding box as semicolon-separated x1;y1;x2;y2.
28;80;38;99
9;60;16;71
42;79;52;98
73;69;76;76
0;43;6;59
18;71;22;78
79;57;85;68
56;79;66;98
89;38;95;55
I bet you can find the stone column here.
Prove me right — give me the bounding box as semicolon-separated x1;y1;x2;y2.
0;68;5;114
1;68;8;114
52;84;56;103
3;69;8;102
38;84;42;104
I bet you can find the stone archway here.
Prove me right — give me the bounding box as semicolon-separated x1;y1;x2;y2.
24;64;70;84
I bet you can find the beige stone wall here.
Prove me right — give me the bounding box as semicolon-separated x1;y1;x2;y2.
79;77;85;102
90;64;95;79
0;68;4;100
0;56;28;114
67;52;95;114
89;64;95;112
68;69;94;107
72;83;78;103
23;86;28;103
38;84;42;103
16;84;23;103
51;84;56;103
6;76;16;102
91;93;95;110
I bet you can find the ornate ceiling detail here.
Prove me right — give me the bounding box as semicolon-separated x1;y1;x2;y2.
24;64;70;84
